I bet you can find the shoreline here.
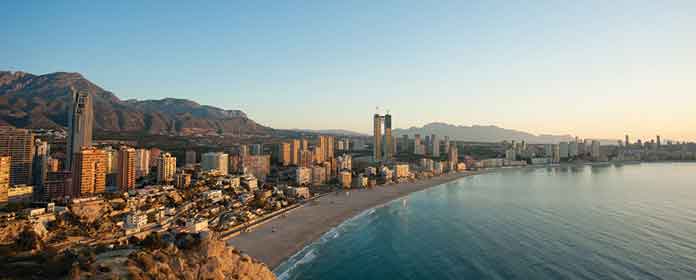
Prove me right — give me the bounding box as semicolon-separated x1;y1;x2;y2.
226;161;661;272
227;171;482;270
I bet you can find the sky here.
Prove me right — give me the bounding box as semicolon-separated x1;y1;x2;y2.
2;1;696;140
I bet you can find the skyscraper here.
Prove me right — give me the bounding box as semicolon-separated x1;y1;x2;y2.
0;156;10;204
243;155;271;181
0;127;35;186
66;91;93;169
32;139;49;199
135;149;150;177
278;142;291;166
447;144;458;171
373;114;383;161
318;135;335;162
157;153;176;184
117;146;136;191
384;114;393;161
431;134;439;157
71;147;107;197
656;135;661;148
290;139;301;165
625;135;630;147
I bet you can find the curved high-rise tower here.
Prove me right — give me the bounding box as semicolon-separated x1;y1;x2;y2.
66;91;93;169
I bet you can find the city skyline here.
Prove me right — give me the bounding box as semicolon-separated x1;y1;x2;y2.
3;1;696;140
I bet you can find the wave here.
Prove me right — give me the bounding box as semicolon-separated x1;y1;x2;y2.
274;200;392;278
275;178;463;278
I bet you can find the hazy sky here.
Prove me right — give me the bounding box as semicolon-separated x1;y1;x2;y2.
3;1;695;140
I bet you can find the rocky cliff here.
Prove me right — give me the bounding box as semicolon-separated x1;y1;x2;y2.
70;233;277;280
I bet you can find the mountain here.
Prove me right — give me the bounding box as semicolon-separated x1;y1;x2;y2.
393;122;577;144
0;71;271;135
291;128;369;137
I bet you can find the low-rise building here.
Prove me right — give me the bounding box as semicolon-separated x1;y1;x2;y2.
126;212;148;230
393;164;410;179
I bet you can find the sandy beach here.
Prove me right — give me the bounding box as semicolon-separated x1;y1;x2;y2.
227;171;476;269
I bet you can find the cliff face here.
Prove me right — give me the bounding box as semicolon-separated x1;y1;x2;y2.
70;233;277;280
0;71;272;136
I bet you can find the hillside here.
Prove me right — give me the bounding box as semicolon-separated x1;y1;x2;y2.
0;71;271;136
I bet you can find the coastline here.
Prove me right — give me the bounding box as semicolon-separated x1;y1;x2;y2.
227;171;479;270
226;161;643;272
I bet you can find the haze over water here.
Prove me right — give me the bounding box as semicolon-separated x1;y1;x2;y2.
277;163;696;279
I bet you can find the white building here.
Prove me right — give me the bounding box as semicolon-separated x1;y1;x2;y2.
126;212;148;229
393;164;410;179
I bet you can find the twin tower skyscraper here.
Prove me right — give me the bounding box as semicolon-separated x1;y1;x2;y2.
373;113;394;162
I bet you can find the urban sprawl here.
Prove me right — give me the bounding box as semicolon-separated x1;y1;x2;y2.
1;93;695;254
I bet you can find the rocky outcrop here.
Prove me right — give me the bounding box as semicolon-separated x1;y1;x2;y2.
0;70;272;136
71;232;277;280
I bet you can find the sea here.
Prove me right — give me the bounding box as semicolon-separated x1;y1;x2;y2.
275;163;696;280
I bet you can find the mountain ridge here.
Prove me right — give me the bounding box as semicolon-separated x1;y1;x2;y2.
394;122;609;144
0;70;271;135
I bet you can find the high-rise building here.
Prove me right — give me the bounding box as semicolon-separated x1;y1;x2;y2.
0;127;35;186
552;144;561;163
0;156;10;204
201;152;229;174
104;147;118;174
399;134;409;153
431;134;439;158
47;157;60;173
157;153;176;184
66;91;93;169
301;139;309;151
299;150;313;168
278;142;291;166
591;140;601;160
71;148;107;197
290;139;301;165
135;149;150;178
117;146;136;192
443;136;450;156
243;155;271;181
559;142;570;159
373;114;383;161
32;139;49;199
383;114;393;161
569;141;579;157
318;135;335;162
414;134;424;155
185;150;197;166
44;171;71;201
625;135;630;147
448;144;458;171
656;135;661;148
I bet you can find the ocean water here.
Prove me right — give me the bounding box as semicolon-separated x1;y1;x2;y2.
275;163;696;280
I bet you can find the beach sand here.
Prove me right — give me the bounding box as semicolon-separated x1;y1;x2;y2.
227;171;475;269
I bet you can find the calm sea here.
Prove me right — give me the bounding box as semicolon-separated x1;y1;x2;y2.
275;163;696;280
